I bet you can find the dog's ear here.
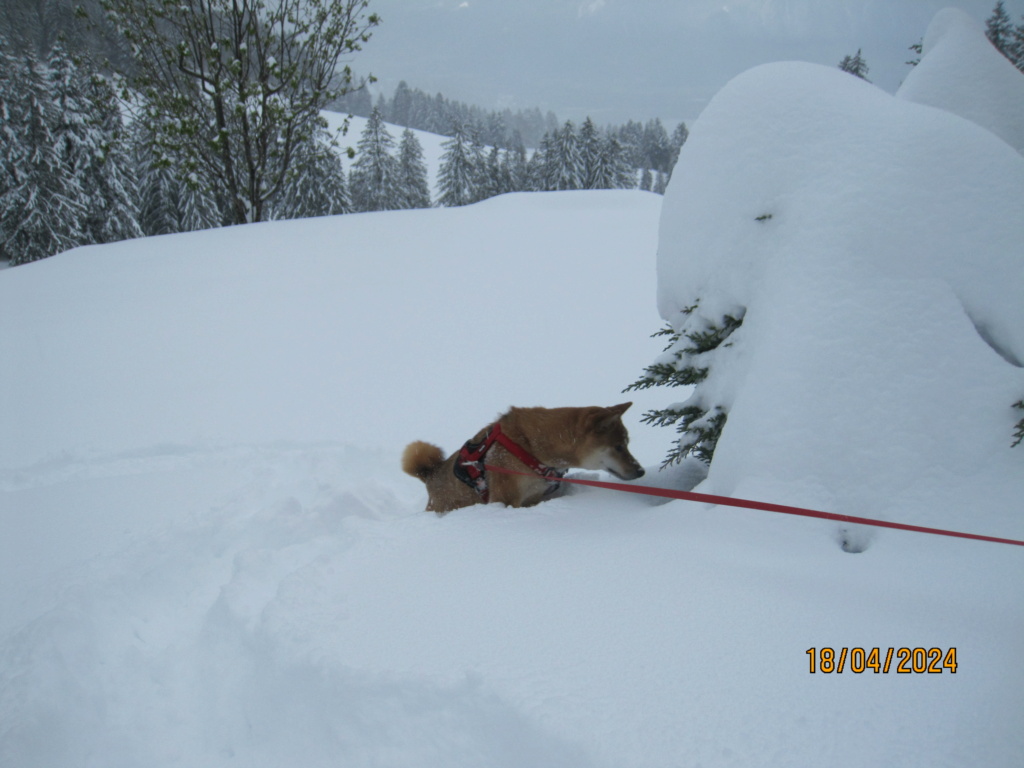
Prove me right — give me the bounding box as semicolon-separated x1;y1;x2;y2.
608;402;632;416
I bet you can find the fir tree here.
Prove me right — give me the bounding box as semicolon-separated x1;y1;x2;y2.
79;68;142;244
642;118;672;174
668;122;689;178
0;44;19;263
276;131;349;219
397;128;431;209
579;117;601;189
838;49;871;81
502;139;529;193
437;120;479;207
986;2;1015;57
550;120;583;191
349;107;401;212
626;302;745;467
0;53;85;265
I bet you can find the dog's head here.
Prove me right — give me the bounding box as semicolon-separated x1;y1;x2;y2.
577;402;645;480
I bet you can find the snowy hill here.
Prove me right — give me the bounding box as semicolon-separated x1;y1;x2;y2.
2;10;1023;768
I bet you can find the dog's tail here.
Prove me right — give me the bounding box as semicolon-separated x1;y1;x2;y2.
402;441;446;481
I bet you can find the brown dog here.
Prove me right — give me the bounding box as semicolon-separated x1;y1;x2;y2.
402;402;645;514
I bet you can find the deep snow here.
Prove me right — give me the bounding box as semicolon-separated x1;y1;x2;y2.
2;9;1023;768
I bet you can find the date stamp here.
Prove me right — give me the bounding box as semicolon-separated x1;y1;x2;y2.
806;647;957;674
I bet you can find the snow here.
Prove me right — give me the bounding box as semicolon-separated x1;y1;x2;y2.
896;8;1024;156
2;10;1024;768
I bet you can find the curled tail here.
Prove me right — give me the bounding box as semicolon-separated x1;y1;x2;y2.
402;441;446;481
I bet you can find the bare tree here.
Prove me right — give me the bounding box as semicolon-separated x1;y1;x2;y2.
101;0;379;224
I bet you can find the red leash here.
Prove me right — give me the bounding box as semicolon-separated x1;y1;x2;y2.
484;465;1024;548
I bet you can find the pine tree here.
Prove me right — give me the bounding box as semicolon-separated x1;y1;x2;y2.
838;49;871;81
0;53;85;265
502;139;529;193
668;122;689;178
0;43;19;263
642;118;672;174
578;117;600;189
626;303;745;467
986;2;1015;57
550;120;583;190
79;68;143;244
349;107;401;212
437;120;479;207
276;131;349;219
397;128;431;209
132;114;219;235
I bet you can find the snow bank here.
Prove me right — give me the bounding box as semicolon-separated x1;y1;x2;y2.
897;8;1024;156
657;58;1024;539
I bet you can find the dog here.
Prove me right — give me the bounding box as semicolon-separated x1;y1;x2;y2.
402;402;645;514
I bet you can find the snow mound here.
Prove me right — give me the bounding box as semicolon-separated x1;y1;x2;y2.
897;8;1024;155
657;58;1024;540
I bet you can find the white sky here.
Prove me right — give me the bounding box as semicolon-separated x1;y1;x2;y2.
352;0;1023;126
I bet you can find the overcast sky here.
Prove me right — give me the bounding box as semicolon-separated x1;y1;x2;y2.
351;0;1022;127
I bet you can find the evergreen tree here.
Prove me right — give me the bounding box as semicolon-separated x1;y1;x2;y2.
639;167;653;192
550;120;583;191
437;120;479;207
502;138;529;193
986;2;1015;56
0;53;85;264
276;131;349;219
668;122;689;178
397;128;431;209
349;107;401;212
530;131;557;191
0;44;19;263
626;303;745;467
79;68;143;244
579;117;601;189
132;114;219;235
838;49;871;80
642;118;672;174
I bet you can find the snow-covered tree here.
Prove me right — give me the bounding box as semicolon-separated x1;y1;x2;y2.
437;120;479;207
550;120;583;190
78;68;143;244
986;2;1016;57
349;107;401;213
0;52;86;265
625;302;744;467
838;49;871;80
397;128;431;209
276;132;349;219
132;115;220;236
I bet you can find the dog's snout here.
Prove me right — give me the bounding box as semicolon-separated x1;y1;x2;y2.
635;467;645;478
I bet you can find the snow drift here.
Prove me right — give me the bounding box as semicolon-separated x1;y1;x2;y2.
897;8;1024;156
657;56;1024;545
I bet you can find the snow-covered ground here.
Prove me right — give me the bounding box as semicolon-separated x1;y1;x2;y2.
2;9;1022;768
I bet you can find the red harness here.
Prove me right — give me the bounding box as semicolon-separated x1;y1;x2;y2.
453;422;566;503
